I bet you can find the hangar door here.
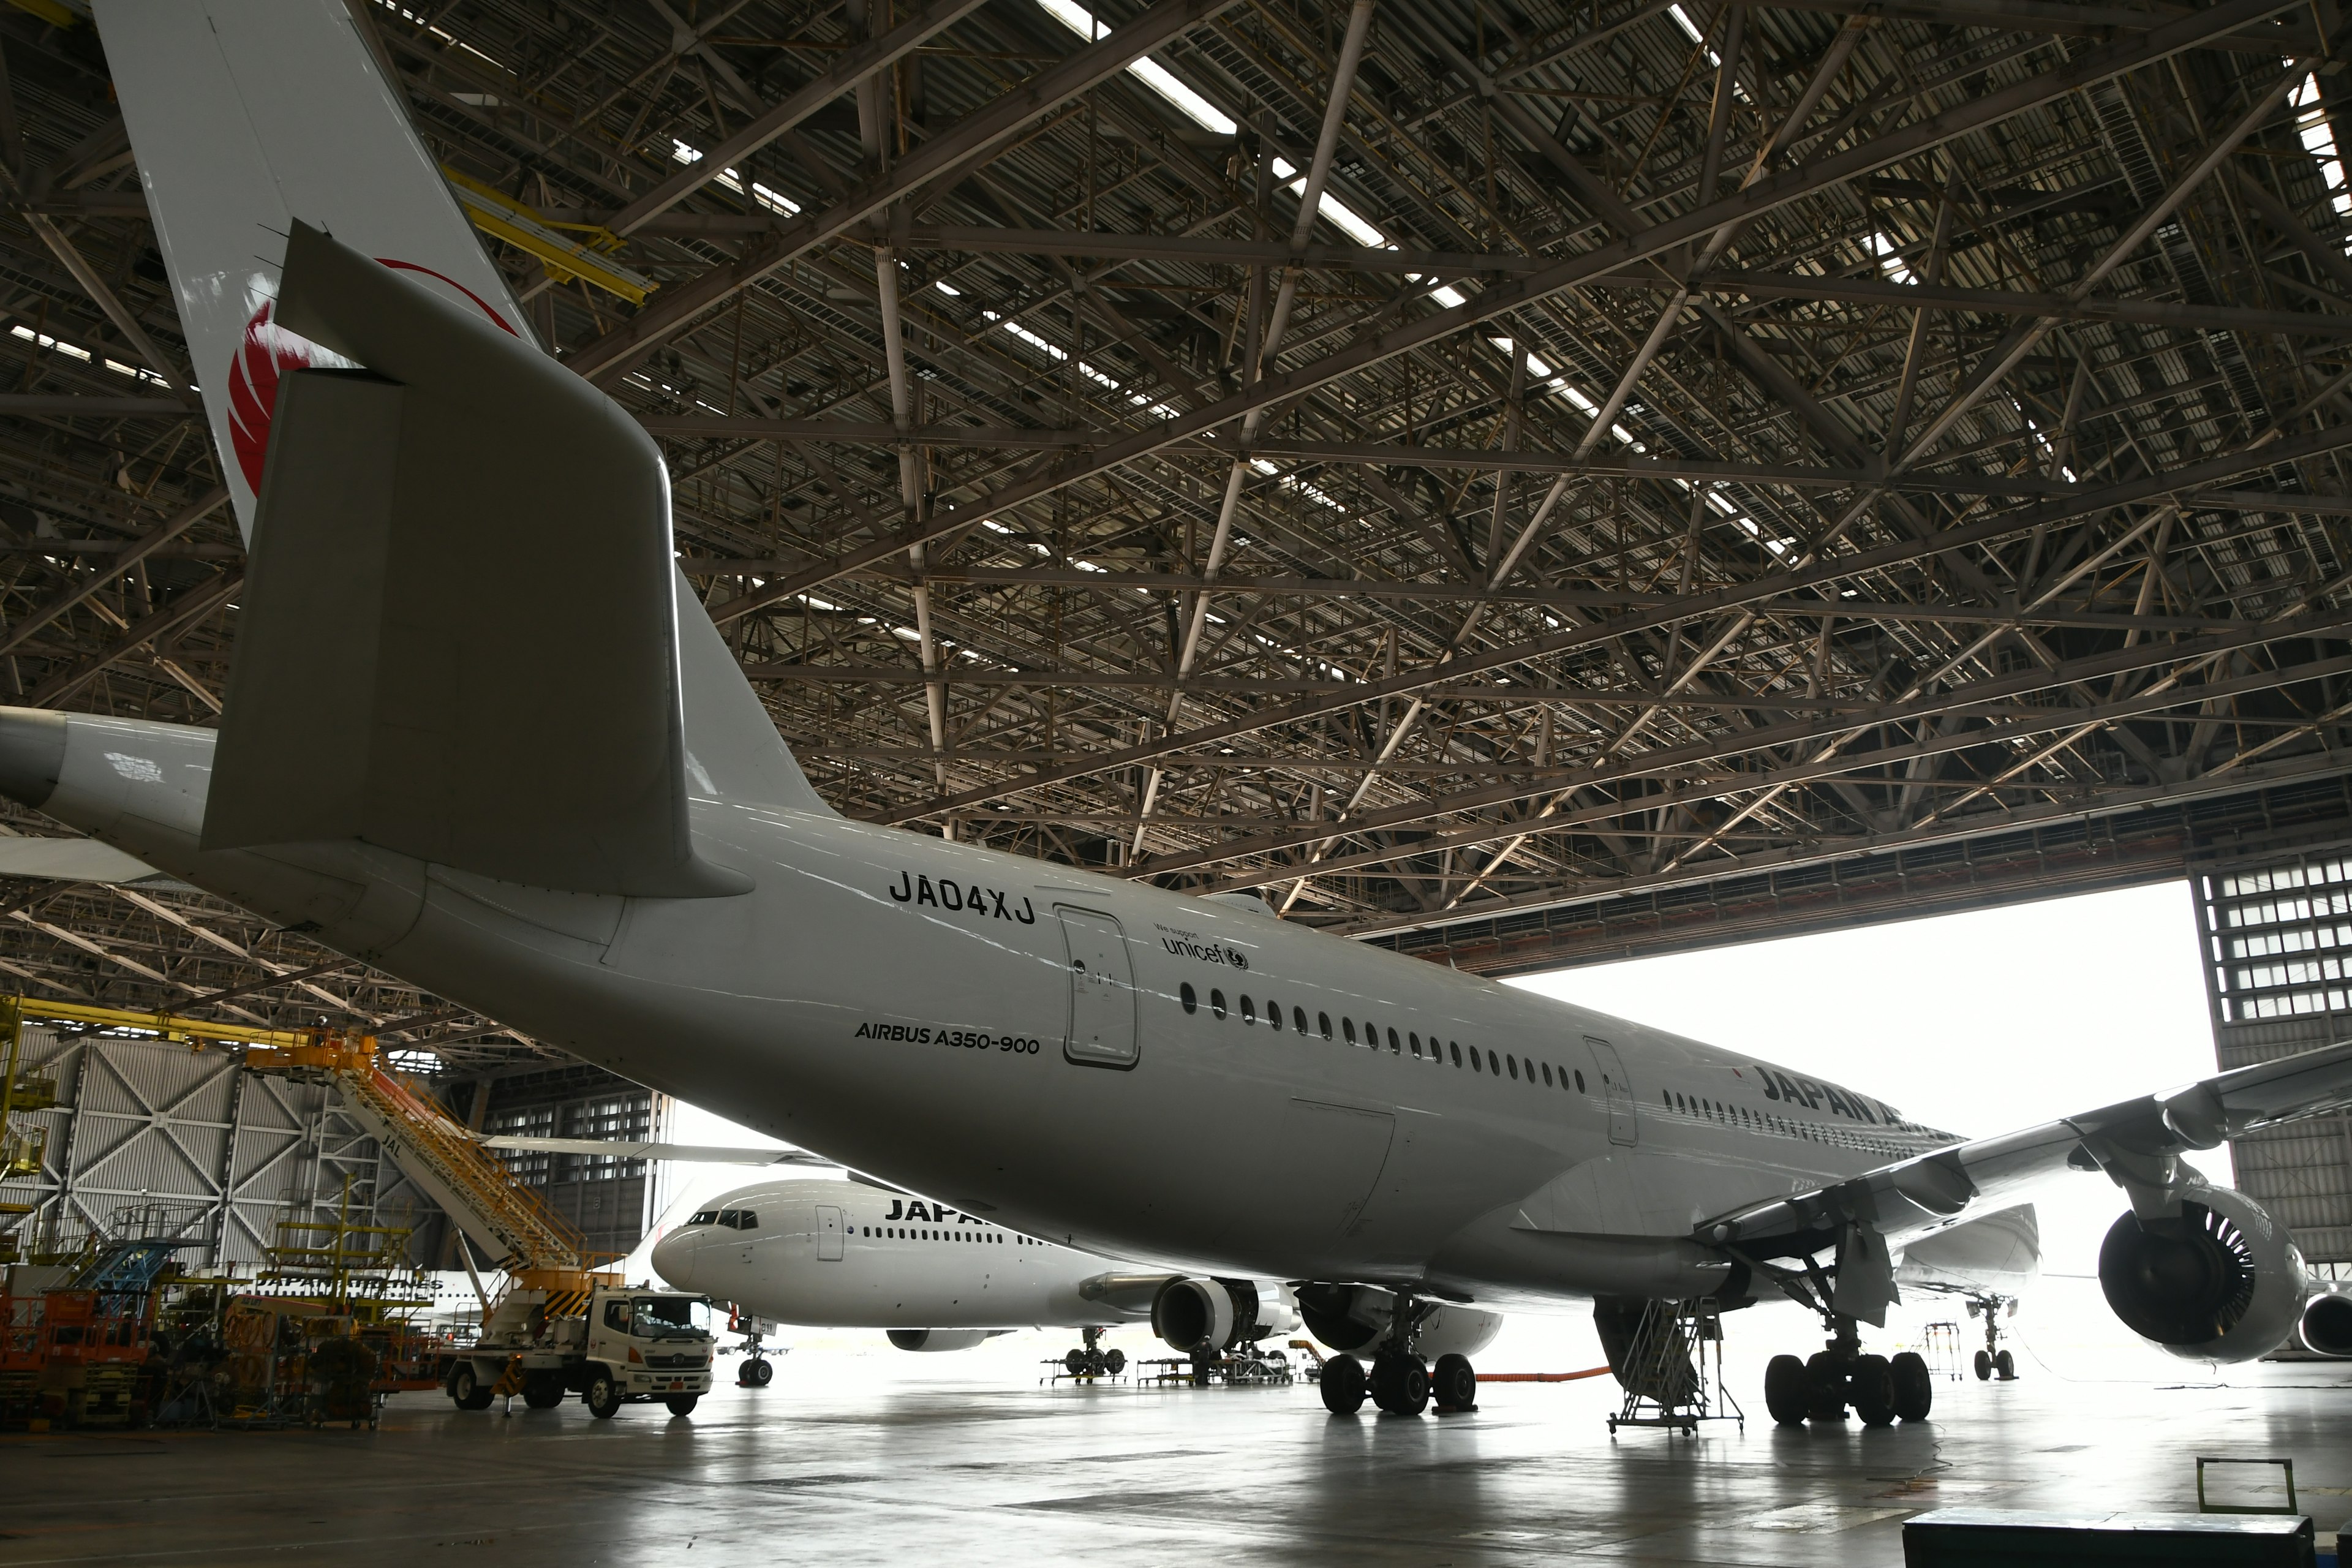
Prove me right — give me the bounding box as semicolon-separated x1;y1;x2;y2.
1058;907;1137;1068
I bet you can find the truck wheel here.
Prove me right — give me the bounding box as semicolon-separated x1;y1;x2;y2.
522;1373;565;1409
666;1394;699;1417
586;1371;622;1419
448;1362;492;1412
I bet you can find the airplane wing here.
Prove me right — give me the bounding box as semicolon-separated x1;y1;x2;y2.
479;1135;835;1166
1700;1037;2352;1323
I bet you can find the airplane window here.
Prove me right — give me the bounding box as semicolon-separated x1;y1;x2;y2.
689;1210;719;1226
1542;1062;1553;1087
1268;1000;1283;1032
1470;1049;1482;1074
739;1211;758;1229
1387;1027;1401;1054
1488;1049;1501;1076
1450;1041;1461;1067
1296;1006;1310;1035
1241;995;1256;1025
1575;1070;1585;1092
1182;982;1197;1014
1316;1011;1330;1039
1212;989;1227;1020
1343;1017;1357;1044
1409;1032;1421;1057
1507;1056;1519;1080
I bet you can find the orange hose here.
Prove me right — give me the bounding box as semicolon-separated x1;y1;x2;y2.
1477;1366;1615;1382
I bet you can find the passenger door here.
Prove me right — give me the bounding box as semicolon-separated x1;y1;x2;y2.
815;1204;844;1262
1586;1036;1638;1147
1058;907;1138;1068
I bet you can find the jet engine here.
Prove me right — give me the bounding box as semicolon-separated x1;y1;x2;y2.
885;1329;1006;1352
2300;1290;2352;1357
1295;1283;1503;1361
1150;1277;1302;1353
2097;1186;2307;1362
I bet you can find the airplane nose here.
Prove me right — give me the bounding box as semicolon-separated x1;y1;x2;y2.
650;1229;699;1290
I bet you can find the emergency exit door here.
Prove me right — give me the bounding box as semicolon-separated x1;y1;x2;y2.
1586;1036;1638;1146
1058;907;1138;1068
815;1204;844;1261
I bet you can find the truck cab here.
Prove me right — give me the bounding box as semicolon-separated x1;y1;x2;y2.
581;1287;715;1417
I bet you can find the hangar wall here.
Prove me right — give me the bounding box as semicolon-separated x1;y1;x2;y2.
2198;846;2352;1268
0;1027;669;1271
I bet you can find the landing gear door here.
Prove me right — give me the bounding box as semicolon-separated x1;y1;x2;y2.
815;1204;844;1261
1586;1036;1637;1147
1057;907;1138;1068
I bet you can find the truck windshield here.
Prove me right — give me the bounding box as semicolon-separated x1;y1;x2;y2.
633;1295;712;1338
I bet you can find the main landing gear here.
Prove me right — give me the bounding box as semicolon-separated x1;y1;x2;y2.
1967;1294;2018;1381
1762;1316;1932;1428
1061;1325;1127;1380
1317;1295;1477;1419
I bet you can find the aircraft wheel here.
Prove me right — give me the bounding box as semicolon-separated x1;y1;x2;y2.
1890;1352;1933;1422
522;1372;565;1409
666;1393;699;1417
1973;1349;1992;1381
1804;1351;1848;1420
1849;1354;1896;1427
1320;1354;1367;1415
448;1362;493;1412
1385;1356;1430;1416
1763;1354;1809;1425
1065;1349;1088;1375
586;1371;622;1419
1994;1349;2015;1381
1104;1349;1126;1375
1431;1353;1477;1412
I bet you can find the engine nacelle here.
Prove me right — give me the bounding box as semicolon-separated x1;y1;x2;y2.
1295;1283;1504;1361
1151;1278;1302;1352
2097;1185;2307;1362
886;1329;1003;1352
2301;1290;2352;1357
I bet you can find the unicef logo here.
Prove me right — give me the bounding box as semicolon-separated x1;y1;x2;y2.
1227;948;1249;970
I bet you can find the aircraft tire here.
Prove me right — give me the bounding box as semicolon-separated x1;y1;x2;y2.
1763;1354;1809;1425
1385;1356;1430;1417
1321;1354;1367;1415
1803;1351;1847;1420
1973;1349;1992;1381
1889;1352;1933;1422
1065;1349;1088;1375
1431;1353;1477;1412
1849;1355;1896;1427
1104;1349;1126;1374
586;1371;622;1419
1994;1349;2015;1381
666;1393;700;1417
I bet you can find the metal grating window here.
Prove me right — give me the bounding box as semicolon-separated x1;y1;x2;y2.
2208;855;2352;1021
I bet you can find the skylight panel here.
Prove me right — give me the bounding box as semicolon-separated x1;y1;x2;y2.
1035;0;1237;134
1870;231;1915;285
2291;69;2352;223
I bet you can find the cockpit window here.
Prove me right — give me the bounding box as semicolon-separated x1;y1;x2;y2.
735;1210;757;1230
688;1210;720;1226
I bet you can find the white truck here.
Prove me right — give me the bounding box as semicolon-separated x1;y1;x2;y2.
442;1283;716;1417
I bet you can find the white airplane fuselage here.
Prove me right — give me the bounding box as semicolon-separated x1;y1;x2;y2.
650;1178;1147;1330
12;712;1953;1313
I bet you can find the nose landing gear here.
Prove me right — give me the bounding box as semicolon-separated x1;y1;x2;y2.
1967;1295;2018;1380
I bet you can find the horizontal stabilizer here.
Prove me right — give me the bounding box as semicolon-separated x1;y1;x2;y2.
202;222;747;898
0;835;165;884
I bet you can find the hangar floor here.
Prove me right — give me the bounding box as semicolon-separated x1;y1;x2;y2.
3;1321;2349;1567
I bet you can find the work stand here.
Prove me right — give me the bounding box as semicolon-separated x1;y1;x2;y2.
1607;1297;1744;1436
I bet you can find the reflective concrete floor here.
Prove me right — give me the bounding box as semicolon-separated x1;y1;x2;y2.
5;1319;2350;1567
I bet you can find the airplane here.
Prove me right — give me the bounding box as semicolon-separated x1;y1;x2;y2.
647;1175;1502;1394
36;0;2352;1428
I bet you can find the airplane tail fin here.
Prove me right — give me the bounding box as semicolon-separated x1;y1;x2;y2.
99;2;835;830
97;0;526;538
